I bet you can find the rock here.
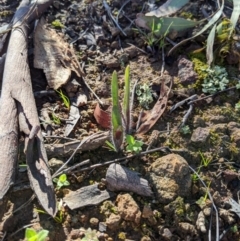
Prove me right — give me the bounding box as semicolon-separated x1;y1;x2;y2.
142;204;157;225
148;154;192;203
177;56;197;84
228;122;240;146
65;79;81;94
191;127;210;144
90;217;99;226
103;57;120;68
116;194;141;224
106;213;122;230
162;228;173;240
178;222;197;236
48;158;64;172
110;41;120;49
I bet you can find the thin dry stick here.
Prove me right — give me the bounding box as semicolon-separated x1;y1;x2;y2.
9;223;36;239
72;146;186;173
82;76;104;105
52;132;105;178
103;0;126;36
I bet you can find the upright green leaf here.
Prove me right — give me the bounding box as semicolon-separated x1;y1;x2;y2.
111;71;123;151
168;0;224;55
206;23;217;66
123;65;131;134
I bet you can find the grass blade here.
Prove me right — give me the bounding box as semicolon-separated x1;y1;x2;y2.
111;71;123;151
230;0;240;32
123;65;131;134
206;23;217;66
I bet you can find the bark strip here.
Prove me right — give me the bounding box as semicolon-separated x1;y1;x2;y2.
0;0;56;216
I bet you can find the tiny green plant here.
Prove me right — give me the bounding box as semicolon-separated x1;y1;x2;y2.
56;89;70;109
25;228;49;241
195;181;211;209
180;125;191;135
51;19;64;29
191;166;201;183
51;113;61;125
136;83;153;109
235;102;240;112
81;228;99;241
105;140;117;152
35;199;65;223
199;151;212;168
53;174;70;190
126;135;143;154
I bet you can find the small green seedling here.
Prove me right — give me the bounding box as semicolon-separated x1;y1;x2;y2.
126;135;143;154
51;113;61;125
81;228;99;241
35;199;65;223
25;228;49;241
51;19;64;29
180;125;191;135
191;166;201;183
195;181;211;209
199;151;212;167
105;140;117;152
53;174;70;190
136;83;153;109
56;89;70;109
235;102;240;112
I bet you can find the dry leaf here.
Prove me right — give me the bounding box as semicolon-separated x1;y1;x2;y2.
136;78;172;135
34;18;84;89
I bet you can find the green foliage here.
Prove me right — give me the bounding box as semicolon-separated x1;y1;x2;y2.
81;228;99;241
105;140;117;152
180;125;191;135
123;65;131;133
136;83;153;109
235;102;240;112
111;70;124;151
230;224;238;233
201;65;229;94
126;135;143;154
51;19;64;28
35;199;65;223
110;66;133;152
56;89;70;109
53;174;70;190
51;113;61;125
25;228;49;241
199;151;212;167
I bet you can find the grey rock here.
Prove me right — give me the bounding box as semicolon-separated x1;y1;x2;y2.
191;127;210;144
